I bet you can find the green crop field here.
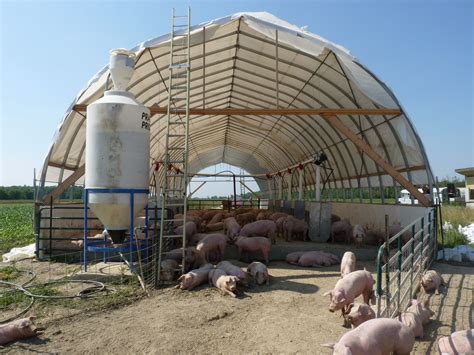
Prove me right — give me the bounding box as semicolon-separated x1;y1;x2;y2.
0;202;35;254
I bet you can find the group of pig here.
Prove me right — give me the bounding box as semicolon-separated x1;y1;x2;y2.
174;208;309;245
321;252;466;354
330;214;413;247
175;260;269;297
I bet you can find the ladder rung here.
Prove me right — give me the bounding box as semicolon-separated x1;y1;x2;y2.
168;160;184;164
168;134;185;137
169;122;183;125
168;147;185;150
170;64;189;69
171;86;187;90
171;98;186;101
166;174;184;177
172;74;187;79
173;15;188;18
162;234;185;239
173;24;188;28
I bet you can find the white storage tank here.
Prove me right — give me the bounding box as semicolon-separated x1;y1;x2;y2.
85;49;150;243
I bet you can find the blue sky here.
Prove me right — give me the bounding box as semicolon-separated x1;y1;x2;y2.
0;0;472;198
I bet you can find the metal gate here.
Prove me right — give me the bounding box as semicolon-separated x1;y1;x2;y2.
375;207;437;317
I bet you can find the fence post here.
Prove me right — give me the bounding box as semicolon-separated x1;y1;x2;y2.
420;217;425;270
410;224;415;300
384;214;390;316
397;226;402;313
428;211;433;265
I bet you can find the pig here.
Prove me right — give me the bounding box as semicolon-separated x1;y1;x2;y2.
223;217;241;240
174;221;197;241
345;303;375;328
331;214;341;224
331;219;353;244
160;259;179;281
322;318;415;355
421;270;446;294
235;212;256;226
352;224;365;247
233;208;253;216
204;222;224;232
256;211;271;220
282;216;309;242
196;233;228;263
438;329;474;355
399;299;434;338
189;232;208;246
323;269;376;324
298;251;339;267
176;264;214;290
209;212;224;224
247;261;269;285
340;251;356;278
240;220;277;244
285;251;306;265
164;247;202;271
201;210;222;223
208;269;238;297
234;236;271;264
0;317;40;345
364;228;385;246
216;261;248;285
270;212;288;221
275;216;287;238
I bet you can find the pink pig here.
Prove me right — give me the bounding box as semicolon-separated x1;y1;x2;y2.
345;303;375;328
438;329;474;354
208;269;238;297
399;299;434;338
176;264;213;290
0;317;40;345
247;261;269;285
421;270;446;294
324;269;375;324
216;261;248;284
285;251;306;265
196;233;228;263
223;217;241;241
322;318;415;355
298;251;339;267
240;220;277;244
340;251;356;278
234;236;271;264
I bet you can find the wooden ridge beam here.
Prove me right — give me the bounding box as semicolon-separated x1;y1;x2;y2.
42;165;85;204
73;104;401;117
321;114;432;207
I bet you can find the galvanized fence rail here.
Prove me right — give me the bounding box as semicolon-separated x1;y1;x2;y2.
375;207;437;318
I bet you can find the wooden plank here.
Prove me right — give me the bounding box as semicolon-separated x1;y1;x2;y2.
73;104;401;117
321;114;432;207
42;165;85;204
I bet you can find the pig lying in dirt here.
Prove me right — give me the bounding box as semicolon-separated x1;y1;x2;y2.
324;269;375;325
208;269;238;297
340;251;356;278
234;236;271;264
164;247;203;271
352;224;365;247
344;303;375;328
282;216;308;242
217;261;248;285
223;217;241;240
421;270;446;294
160;259;179;281
331;219;353;244
438;329;474;354
285;251;306;265
399;299;434;338
196;233;228;263
247;261;269;285
176;264;214;290
240;220;277;244
0;317;41;345
298;251;339;267
322;318;415;355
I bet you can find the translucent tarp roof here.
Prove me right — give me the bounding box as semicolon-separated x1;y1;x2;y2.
39;12;433;193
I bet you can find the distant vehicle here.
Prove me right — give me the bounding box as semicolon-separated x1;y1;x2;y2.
398;188;444;205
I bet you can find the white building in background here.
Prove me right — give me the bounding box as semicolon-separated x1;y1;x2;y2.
455;167;474;209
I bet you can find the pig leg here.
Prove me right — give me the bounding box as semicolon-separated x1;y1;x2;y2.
262;249;269;265
269;231;276;245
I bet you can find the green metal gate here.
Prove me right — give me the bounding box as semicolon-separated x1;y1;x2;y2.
375;207;437;317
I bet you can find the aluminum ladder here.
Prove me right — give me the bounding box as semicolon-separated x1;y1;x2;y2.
156;7;191;286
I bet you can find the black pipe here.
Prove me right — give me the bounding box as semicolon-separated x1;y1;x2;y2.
233;173;237;209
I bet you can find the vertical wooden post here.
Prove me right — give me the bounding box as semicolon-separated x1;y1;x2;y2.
298;167;304;200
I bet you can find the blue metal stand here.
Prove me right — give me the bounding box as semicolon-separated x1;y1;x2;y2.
83;188;149;272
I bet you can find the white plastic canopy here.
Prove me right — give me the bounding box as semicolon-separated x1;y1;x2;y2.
39;12;434;196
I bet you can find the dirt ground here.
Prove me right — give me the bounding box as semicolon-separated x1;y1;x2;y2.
2;259;472;354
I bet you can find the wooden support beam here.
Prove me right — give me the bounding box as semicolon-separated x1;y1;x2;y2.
42;165;85;204
73;104;401;117
321;114;432;207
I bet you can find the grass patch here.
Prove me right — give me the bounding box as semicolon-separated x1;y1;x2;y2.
442;205;474;227
0;266;22;281
0;203;35;254
442;229;470;249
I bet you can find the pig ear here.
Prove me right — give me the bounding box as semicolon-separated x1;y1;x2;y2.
178;275;185;281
